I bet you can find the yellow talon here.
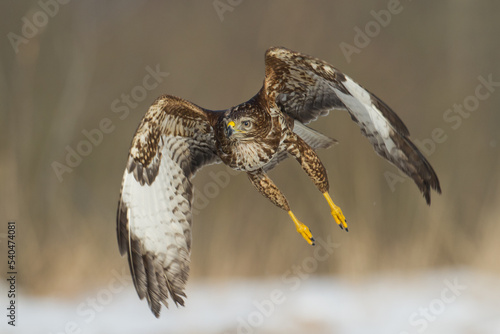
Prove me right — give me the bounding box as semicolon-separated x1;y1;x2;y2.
323;192;348;231
288;211;315;246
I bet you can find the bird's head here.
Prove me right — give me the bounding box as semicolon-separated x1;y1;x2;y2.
221;104;271;142
225;117;254;139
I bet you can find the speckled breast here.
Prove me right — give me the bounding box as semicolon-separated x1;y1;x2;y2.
218;139;279;172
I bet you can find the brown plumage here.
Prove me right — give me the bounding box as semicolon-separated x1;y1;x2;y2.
116;47;441;317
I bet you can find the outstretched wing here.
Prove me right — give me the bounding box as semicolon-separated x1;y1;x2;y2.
117;95;220;317
263;47;441;204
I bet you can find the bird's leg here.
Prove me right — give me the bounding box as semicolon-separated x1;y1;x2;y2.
323;192;348;231
285;134;348;231
247;170;315;245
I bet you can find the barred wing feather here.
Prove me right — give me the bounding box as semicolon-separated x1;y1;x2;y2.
116;95;220;317
264;47;441;203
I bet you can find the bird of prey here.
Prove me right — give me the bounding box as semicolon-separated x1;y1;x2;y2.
116;47;441;316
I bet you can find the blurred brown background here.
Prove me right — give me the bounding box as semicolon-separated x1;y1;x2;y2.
0;1;499;297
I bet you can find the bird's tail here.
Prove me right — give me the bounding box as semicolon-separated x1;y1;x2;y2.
293;121;338;149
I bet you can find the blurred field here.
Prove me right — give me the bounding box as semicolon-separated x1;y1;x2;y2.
6;270;500;334
0;0;499;299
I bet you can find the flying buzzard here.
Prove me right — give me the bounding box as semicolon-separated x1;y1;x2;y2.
116;47;441;316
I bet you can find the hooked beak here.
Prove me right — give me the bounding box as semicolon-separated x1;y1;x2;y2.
226;121;236;137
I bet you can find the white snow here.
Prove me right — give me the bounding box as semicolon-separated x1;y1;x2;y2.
2;269;500;334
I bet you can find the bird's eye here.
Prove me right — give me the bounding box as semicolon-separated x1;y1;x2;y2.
242;120;252;129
